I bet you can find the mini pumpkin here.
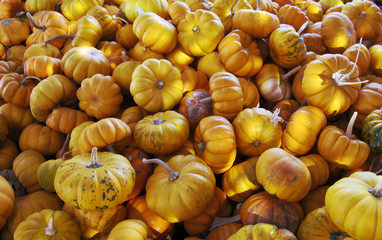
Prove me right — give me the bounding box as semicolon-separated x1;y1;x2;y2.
362;108;382;154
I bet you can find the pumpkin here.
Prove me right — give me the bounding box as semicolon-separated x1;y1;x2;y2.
297;207;354;240
321;12;357;53
24;0;60;14
0;60;22;78
369;44;382;76
208;71;243;121
134;110;189;155
361;108;382;154
107;219;152;240
217;29;263;78
19;123;65;156
173;63;209;93
23;54;62;79
119;106;149;136
177;89;212;130
228;223;297;240
0;0;24;20
206;222;243;240
269;22;308;69
299;154;330;190
54;147;135;210
13;150;45;193
45;107;89;134
301;54;363;117
61;46;111;84
299;185;329;216
128;41;164;61
133;12;177;54
37;158;64;193
60;0;104;21
277;4;309;32
177;9;225;56
301;33;327;54
29;74;77;122
25;11;69;49
165;44;195;66
179;0;213;11
111;60;141;96
325;171;382;240
341;0;382;40
233;107;282;157
68;121;95;157
130;58;183;112
115;20;139;49
0;175;14;230
297;1;323;23
317;111;370;170
281;106;327;156
66;15;102;49
0;18;30;47
23;42;61;62
0;103;34;141
143;155;216;223
343;41;370;76
126;195;175;240
122;0;169;23
87;6;118;41
232;0;280;39
197;51;228;78
238;77;260;109
0;114;7;145
5;44;26;65
14;209;81;240
222;156;261;202
0;138;19;171
272;99;300;129
194;115;237;174
256;148;312;202
77;74;123;119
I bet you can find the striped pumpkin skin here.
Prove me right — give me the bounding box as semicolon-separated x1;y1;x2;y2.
361;108;382;154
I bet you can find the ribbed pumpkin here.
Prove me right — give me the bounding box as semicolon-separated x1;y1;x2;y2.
228;223;297;240
23;55;62;78
0;138;19;171
134;110;190;155
45;107;89;134
122;0;169;23
107;219;152;240
194;115;236;174
256;148;312;202
143;155;216;223
60;0;103;21
362;108;382;154
325;171;382;240
0;18;30;47
87;5;118;41
37;158;65;192
0;175;14;230
369;44;382;76
343;42;370;76
299;185;329;216
299;154;330;190
54;147;135;211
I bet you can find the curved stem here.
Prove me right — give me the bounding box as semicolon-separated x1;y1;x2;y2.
45;217;56;236
270;108;285;126
43;34;75;46
297;21;309;35
375;169;382;175
281;65;301;81
26;12;46;31
121;51;128;62
209;214;241;231
59;134;71;159
256;0;261;11
345;111;357;138
142;158;179;181
369;183;382;198
22;75;42;84
112;15;129;25
86;147;103;168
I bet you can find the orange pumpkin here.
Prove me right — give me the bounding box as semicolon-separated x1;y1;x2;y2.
87;5;118;41
299;154;330;190
45;107;89;134
0;175;14;230
0;73;39;107
23;55;62;78
0;18;30;47
276;4;309;32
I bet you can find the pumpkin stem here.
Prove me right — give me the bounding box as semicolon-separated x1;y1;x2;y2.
329;231;352;240
368;183;382;198
45;217;57;236
58;134;71;159
142;158;179;181
281;65;301;81
153;118;166;125
121;51;128;62
270;108;285;126
105;144;118;154
43;34;75;46
375;169;382;175
26;12;46;31
209;214;241;231
192;25;200;34
22;75;42;84
156;80;165;89
197;140;206;152
256;0;261;11
112;15;129;25
345;111;357;138
199;96;213;104
86;147;104;168
55;2;62;12
297;21;309;35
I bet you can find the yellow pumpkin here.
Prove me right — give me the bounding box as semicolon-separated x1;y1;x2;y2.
122;0;169;23
107;219;152;240
54;147;135;211
87;5;118;41
228;223;297;240
61;0;104;21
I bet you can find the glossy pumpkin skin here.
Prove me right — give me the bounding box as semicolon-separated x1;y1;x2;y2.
325;171;382;240
14;209;81;240
228;223;297;240
0;103;34;141
54;149;135;211
0;18;30;47
77;74;123;120
173;63;209;93
321;12;356;53
145;154;216;223
24;0;61;14
45;107;89;134
134;110;189;155
0;175;14;230
112;60;141;95
177;9;225;56
122;0;169;23
133;12;177;54
61;46;111;84
282;106;327;156
233;107;282;157
299;154;330;190
302;54;361;117
209;72;244;121
218;29;263;78
24;56;62;78
61;0;104;21
369;44;382;76
130;58;183;113
107;219;152;240
0;73;38;107
29;74;77;122
362;108;382;154
68;121;95;157
194;115;237;174
276;5;309;32
343;43;370;76
297;207;354;240
126;195;175;240
238;77;260;109
69;15;103;48
269;24;307;69
87;6;118;41
256;148;312;202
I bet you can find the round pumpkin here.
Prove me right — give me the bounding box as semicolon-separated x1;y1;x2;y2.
54;147;135;211
0;175;14;230
122;0;169;23
361;108;382;154
228;223;297;240
0;18;30;47
107;219;151;240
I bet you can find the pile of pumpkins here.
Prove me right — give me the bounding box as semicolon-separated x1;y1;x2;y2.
0;0;381;239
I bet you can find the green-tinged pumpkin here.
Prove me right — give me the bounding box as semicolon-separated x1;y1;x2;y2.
227;223;297;240
37;158;65;192
54;147;135;211
361;108;382;154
